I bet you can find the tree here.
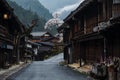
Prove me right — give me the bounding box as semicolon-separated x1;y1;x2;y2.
14;19;38;64
44;13;63;30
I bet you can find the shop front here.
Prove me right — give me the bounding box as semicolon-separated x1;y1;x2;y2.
0;42;13;68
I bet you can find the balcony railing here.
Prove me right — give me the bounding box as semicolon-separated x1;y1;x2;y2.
0;25;13;41
73;23;97;37
0;33;13;41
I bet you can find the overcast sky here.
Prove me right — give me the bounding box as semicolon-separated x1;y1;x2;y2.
39;0;84;19
39;0;83;13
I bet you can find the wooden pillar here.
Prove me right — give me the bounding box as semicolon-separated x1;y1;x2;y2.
79;41;82;67
79;41;85;67
0;48;1;68
84;14;86;34
103;38;107;61
103;0;107;21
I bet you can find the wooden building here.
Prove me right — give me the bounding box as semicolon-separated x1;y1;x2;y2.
62;0;120;65
0;0;25;68
36;42;54;61
30;32;54;42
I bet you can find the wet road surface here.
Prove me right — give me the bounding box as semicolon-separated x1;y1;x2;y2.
7;53;88;80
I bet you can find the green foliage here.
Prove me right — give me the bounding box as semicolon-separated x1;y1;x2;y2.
10;0;53;20
7;0;46;32
7;0;58;34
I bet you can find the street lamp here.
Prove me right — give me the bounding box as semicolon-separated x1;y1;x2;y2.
3;13;9;19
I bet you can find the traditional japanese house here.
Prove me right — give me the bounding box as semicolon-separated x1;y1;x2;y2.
60;23;73;63
35;42;54;61
0;0;25;68
30;31;54;42
63;0;120;65
26;41;41;61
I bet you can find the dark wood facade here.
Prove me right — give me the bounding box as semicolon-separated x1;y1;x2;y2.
63;0;120;64
0;0;25;68
30;32;55;42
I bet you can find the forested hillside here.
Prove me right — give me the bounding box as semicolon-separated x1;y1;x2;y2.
7;0;46;31
10;0;52;20
39;0;79;12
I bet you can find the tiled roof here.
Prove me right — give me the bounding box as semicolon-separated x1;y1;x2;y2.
37;42;54;47
64;0;94;22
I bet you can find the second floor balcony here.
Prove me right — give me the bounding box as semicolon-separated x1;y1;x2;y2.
0;25;14;42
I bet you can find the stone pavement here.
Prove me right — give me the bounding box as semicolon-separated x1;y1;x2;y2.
7;53;88;80
0;62;31;80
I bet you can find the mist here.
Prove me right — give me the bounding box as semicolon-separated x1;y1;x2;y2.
53;0;84;18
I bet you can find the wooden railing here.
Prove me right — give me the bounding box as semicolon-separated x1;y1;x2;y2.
74;23;97;37
0;25;13;41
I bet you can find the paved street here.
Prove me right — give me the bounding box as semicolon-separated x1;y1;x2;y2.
7;53;87;80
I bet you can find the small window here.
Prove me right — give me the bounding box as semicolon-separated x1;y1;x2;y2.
113;0;120;4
